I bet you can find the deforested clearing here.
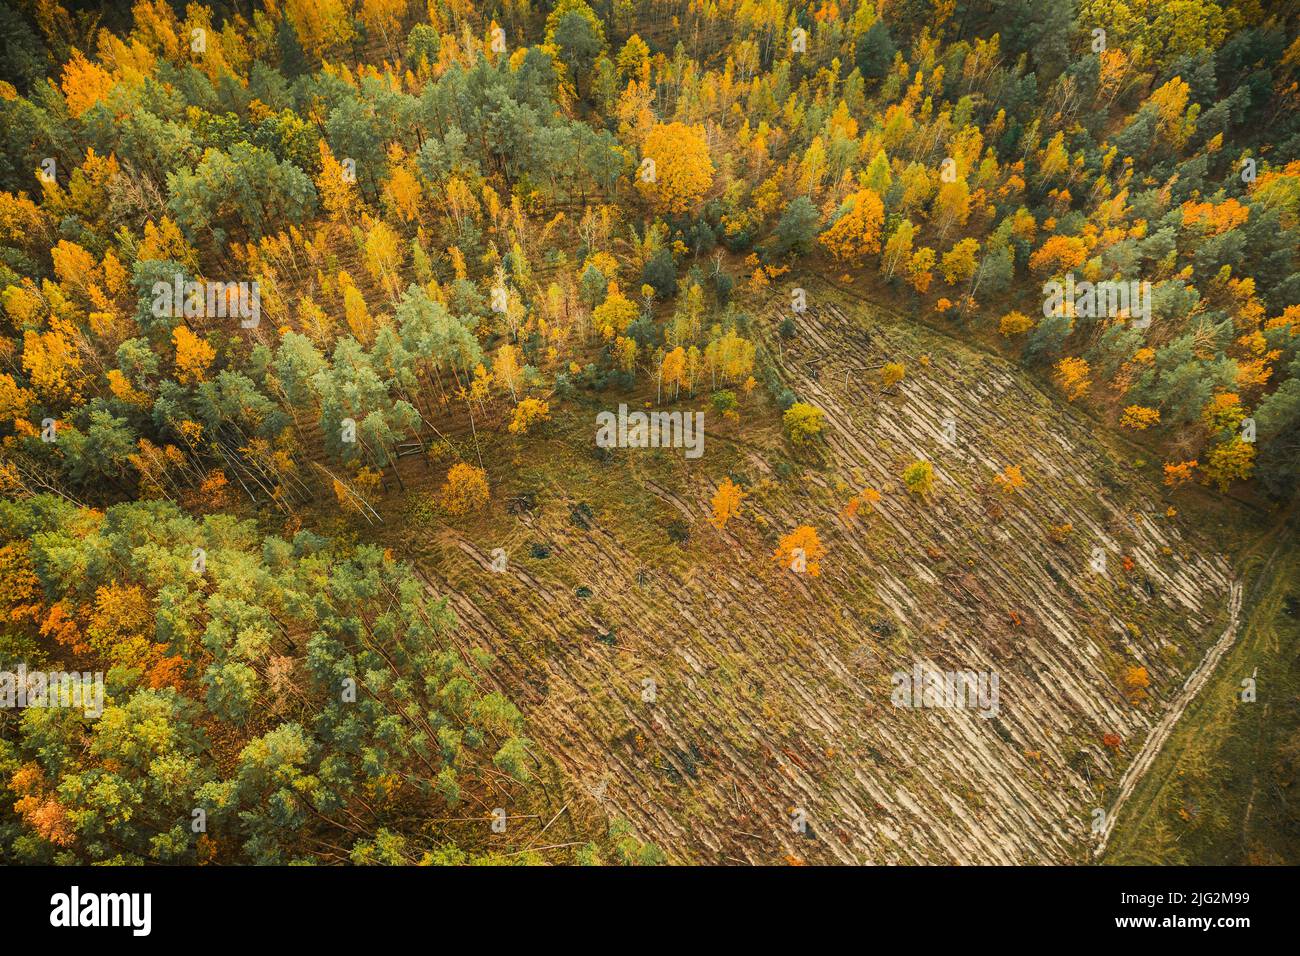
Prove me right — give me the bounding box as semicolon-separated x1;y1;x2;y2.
372;286;1240;864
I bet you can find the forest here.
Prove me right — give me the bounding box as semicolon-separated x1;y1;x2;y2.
0;0;1297;866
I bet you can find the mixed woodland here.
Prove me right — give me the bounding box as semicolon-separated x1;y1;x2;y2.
0;0;1297;863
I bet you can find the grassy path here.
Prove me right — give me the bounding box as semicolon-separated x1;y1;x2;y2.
1101;505;1298;864
1094;580;1243;857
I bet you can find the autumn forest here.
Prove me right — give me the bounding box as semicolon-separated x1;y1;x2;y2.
0;0;1298;869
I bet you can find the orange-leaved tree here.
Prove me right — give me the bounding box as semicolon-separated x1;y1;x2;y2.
708;478;747;529
993;464;1026;494
1122;665;1150;703
842;487;881;521
773;525;824;576
1053;356;1091;401
1163;459;1198;488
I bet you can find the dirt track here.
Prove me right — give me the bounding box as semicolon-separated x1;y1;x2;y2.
1093;580;1243;857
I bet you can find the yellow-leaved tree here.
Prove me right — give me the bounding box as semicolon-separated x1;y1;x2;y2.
903;460;934;495
999;311;1034;336
283;0;356;60
440;463;489;515
173;325;215;384
593;285;638;339
660;346;687;400
783;402;825;445
636;122;715;214
493;344;523;401
382;145;422;223
1120;405;1161;430
818;188;884;264
317;140;361;224
1202;437;1255;491
508;398;551;435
